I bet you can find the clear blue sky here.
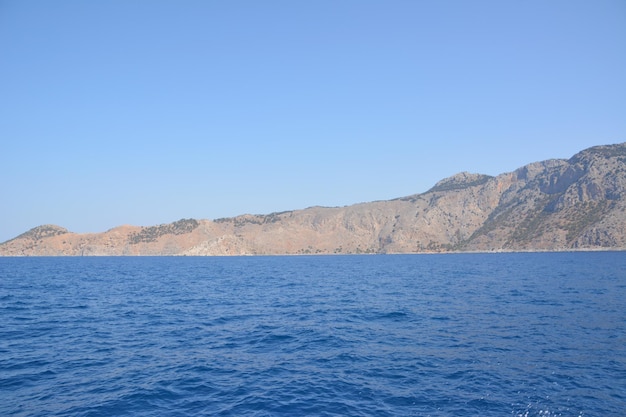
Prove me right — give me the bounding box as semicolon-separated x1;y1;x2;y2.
1;0;625;242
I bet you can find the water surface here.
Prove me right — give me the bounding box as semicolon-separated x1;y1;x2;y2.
1;253;625;416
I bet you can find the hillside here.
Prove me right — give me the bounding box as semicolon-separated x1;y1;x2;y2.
2;143;625;256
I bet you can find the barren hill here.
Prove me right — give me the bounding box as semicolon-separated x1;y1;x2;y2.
2;143;625;256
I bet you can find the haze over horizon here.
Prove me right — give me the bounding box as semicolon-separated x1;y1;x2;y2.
1;1;625;243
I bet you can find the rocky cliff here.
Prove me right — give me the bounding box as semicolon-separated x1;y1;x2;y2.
2;143;625;256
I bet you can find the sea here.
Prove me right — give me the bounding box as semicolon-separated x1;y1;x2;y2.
1;252;625;417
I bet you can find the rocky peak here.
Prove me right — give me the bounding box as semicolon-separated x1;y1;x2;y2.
9;224;69;243
568;143;626;166
514;159;567;183
428;172;493;193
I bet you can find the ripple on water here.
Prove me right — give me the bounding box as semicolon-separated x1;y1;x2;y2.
0;253;624;416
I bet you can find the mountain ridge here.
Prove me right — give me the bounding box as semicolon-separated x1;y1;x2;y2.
2;142;625;256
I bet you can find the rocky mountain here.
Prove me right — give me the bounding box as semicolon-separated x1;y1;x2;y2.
2;143;625;256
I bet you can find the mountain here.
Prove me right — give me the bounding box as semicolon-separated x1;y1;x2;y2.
2;143;626;256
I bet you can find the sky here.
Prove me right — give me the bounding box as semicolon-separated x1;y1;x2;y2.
1;0;625;242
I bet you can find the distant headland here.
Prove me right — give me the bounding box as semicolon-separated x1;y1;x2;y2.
2;143;625;256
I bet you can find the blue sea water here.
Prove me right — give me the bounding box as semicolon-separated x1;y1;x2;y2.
1;253;625;417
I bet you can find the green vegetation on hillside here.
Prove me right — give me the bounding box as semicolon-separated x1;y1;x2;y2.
129;219;199;244
428;174;493;193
